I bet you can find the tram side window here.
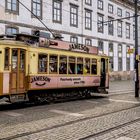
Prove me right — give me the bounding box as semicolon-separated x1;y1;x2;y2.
68;57;76;74
77;57;83;74
59;56;67;74
4;48;10;70
20;50;25;70
91;59;97;75
38;54;48;73
84;58;90;74
49;55;58;73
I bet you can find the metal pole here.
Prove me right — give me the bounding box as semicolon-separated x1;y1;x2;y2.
134;0;139;97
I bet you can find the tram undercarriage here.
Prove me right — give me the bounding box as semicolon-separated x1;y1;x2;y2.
4;86;107;104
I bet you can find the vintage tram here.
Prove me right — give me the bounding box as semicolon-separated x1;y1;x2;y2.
0;34;109;103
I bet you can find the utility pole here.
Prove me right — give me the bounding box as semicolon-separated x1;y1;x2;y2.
134;0;139;97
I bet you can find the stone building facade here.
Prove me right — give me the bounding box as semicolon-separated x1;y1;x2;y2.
0;0;137;80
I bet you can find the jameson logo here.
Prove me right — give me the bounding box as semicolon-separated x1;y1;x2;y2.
31;76;51;86
69;44;89;53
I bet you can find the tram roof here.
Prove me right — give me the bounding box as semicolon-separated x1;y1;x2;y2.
0;33;106;56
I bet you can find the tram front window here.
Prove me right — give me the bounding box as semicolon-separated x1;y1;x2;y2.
20;50;25;70
12;49;18;70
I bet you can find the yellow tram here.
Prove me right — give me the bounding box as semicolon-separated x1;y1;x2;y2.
0;34;109;103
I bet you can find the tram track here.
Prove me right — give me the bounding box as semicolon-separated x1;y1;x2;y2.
80;116;140;140
0;89;134;110
1;103;140;140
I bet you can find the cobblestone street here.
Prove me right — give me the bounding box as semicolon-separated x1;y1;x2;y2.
0;80;140;140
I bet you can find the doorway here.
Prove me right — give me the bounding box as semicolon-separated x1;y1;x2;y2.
10;49;26;93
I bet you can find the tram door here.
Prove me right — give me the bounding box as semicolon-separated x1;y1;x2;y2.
10;49;26;93
100;58;106;87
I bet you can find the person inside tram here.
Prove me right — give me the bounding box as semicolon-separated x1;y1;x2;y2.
59;63;67;74
49;63;57;72
77;65;83;74
68;64;73;74
83;66;88;74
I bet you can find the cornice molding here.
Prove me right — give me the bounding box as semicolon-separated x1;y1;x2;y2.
109;0;135;11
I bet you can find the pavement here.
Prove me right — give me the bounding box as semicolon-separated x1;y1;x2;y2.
108;80;134;93
0;80;140;140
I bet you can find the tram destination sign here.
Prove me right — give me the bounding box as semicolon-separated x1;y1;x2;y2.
39;38;98;54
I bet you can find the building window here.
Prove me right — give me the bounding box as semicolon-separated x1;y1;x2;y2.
126;58;130;71
6;27;18;35
126;11;130;20
109;57;113;72
6;0;19;13
126;23;130;39
108;17;114;35
118;44;122;53
126;45;130;57
53;0;62;23
85;0;92;5
85;10;92;30
133;14;135;22
108;4;113;14
118;58;122;71
98;40;104;52
70;36;78;44
133;25;135;40
109;43;113;71
97;14;104;33
117;8;122;17
85;39;92;46
32;0;42;18
117;21;122;37
118;44;122;71
126;45;130;71
70;4;78;27
109;43;113;54
98;0;103;10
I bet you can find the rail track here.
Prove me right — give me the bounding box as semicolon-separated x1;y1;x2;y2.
1;103;140;140
80;115;140;140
